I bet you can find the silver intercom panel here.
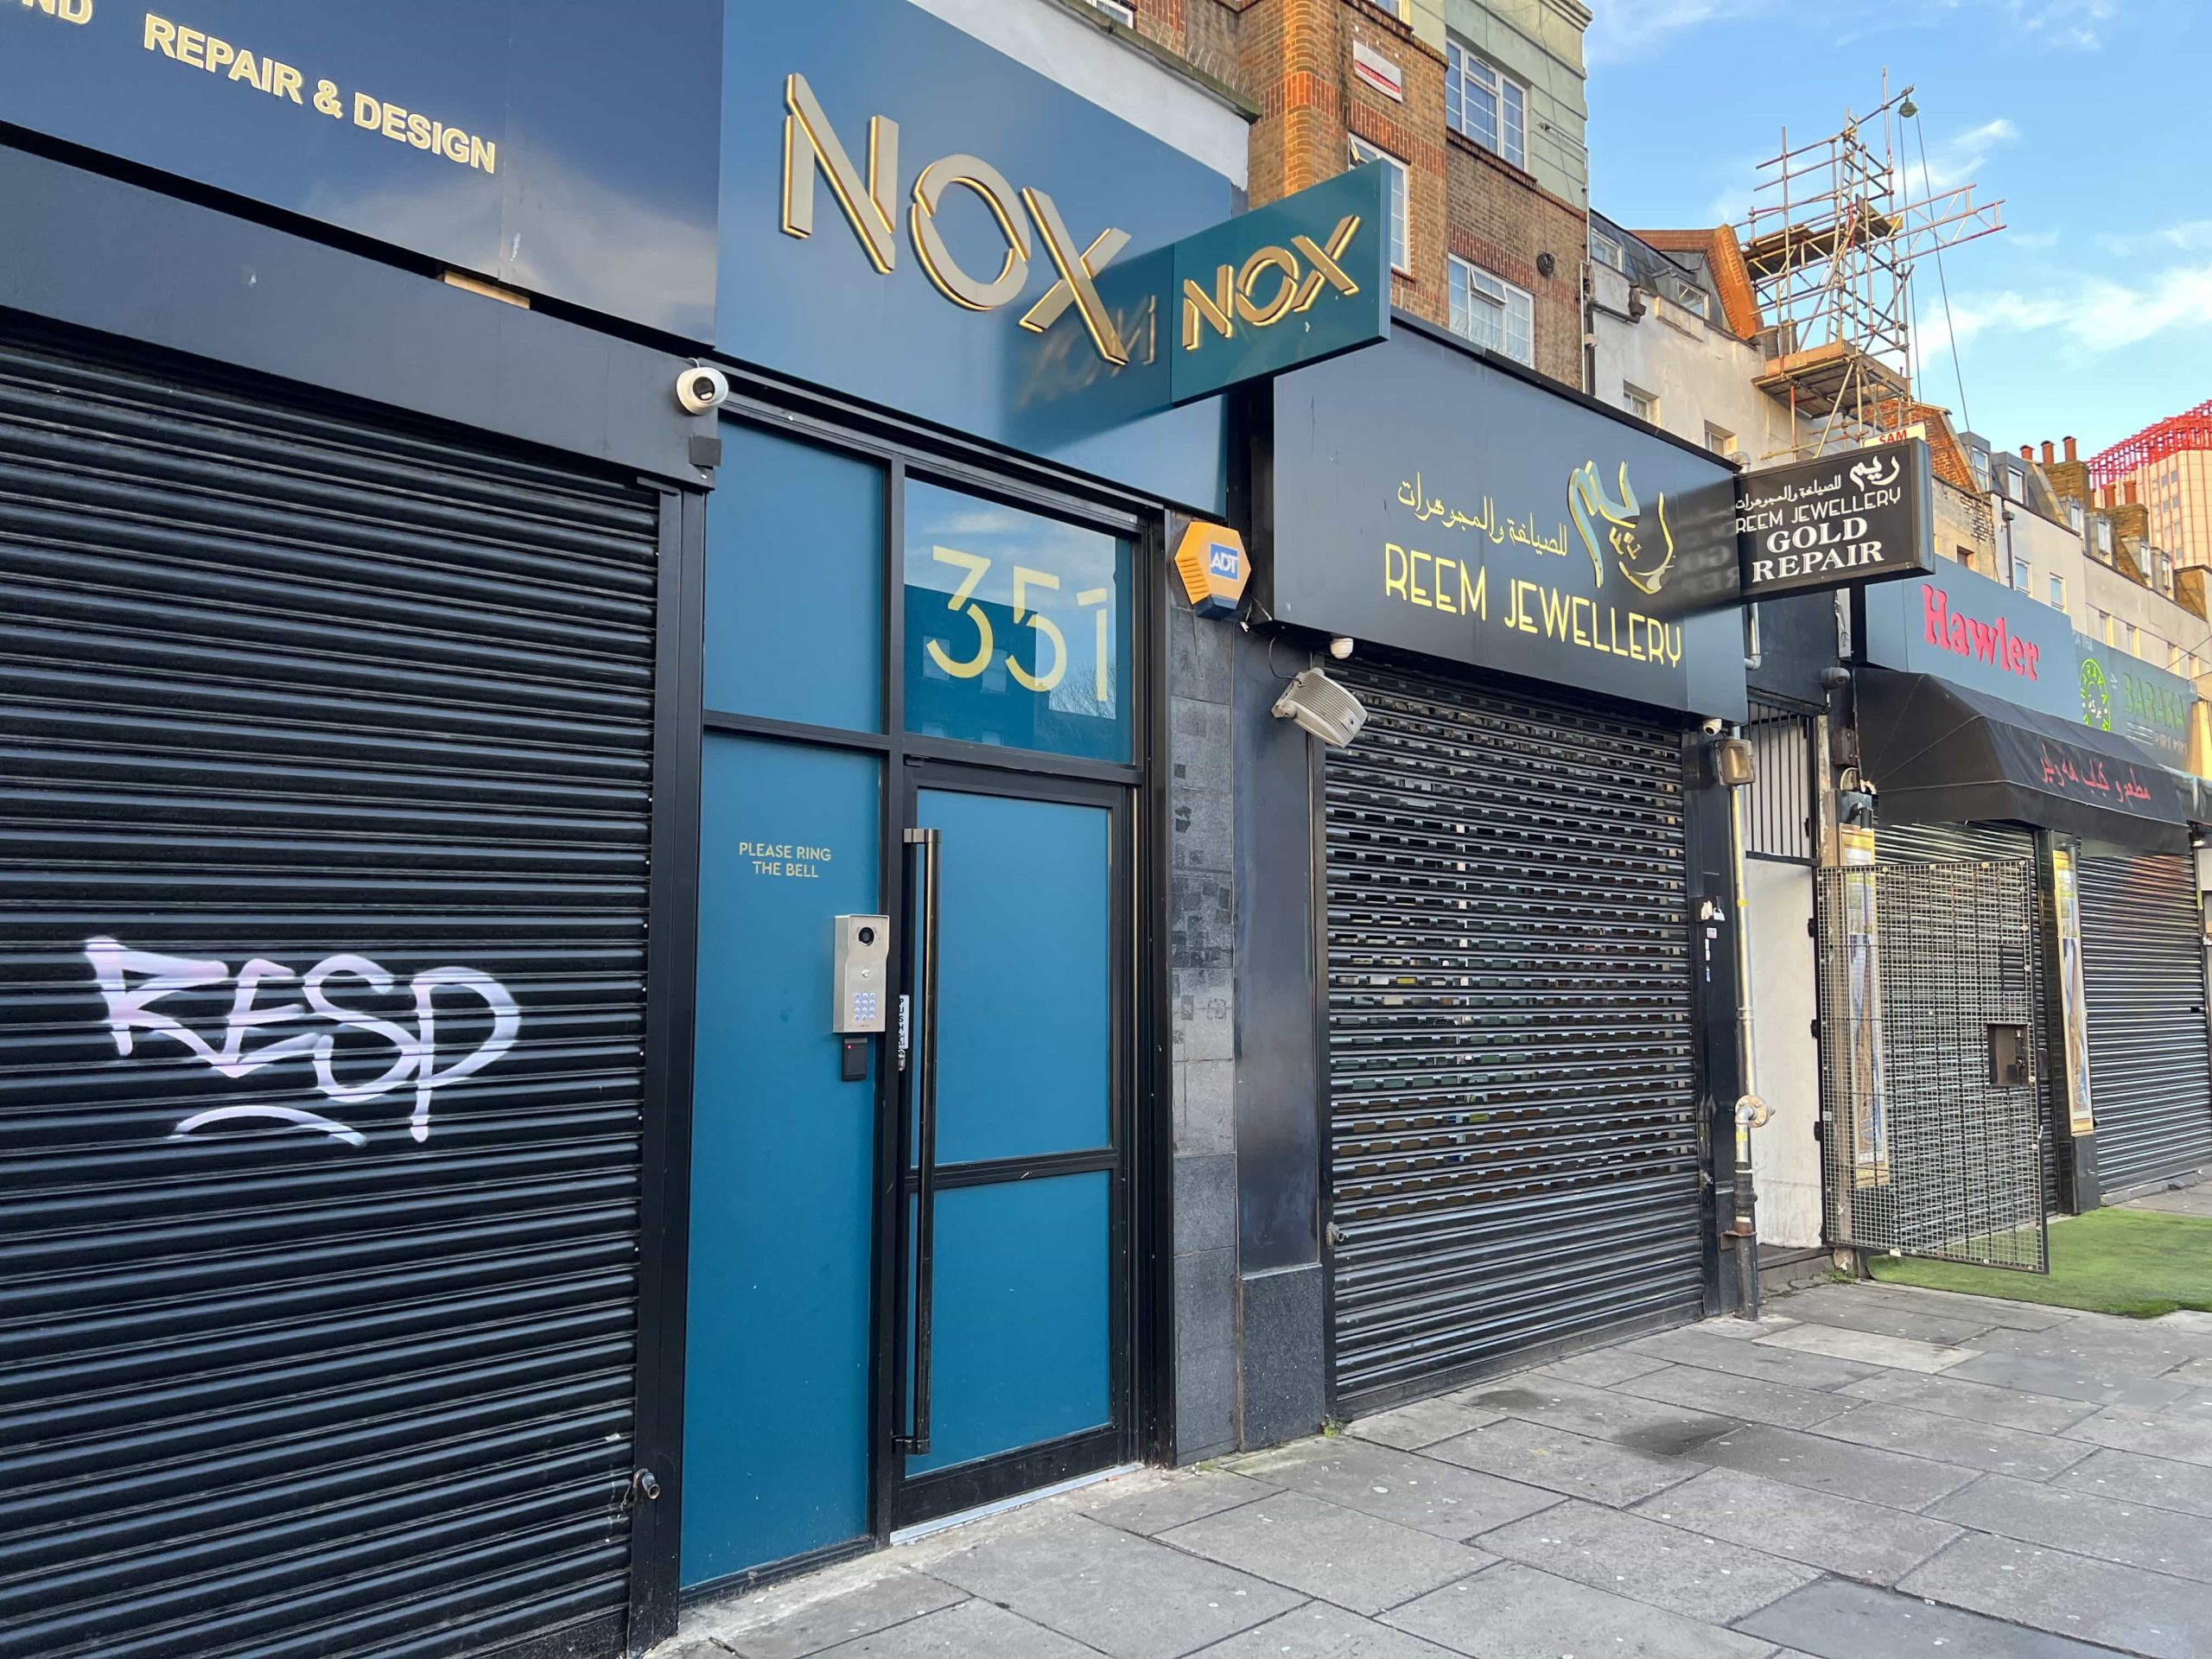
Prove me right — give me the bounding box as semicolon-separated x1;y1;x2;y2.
832;914;890;1033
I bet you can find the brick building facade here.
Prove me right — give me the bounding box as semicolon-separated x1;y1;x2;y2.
1081;0;1592;386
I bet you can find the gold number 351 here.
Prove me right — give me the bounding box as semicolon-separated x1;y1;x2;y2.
925;545;1112;701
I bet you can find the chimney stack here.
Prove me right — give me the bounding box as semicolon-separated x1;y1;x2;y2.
2064;435;2078;462
2126;480;2140;505
2043;441;2056;465
2020;444;2034;461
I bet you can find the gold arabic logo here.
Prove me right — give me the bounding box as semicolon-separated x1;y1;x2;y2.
1568;461;1675;595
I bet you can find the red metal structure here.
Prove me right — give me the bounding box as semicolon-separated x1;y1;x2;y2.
2090;397;2212;488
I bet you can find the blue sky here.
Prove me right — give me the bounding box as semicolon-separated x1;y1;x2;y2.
1585;0;2209;460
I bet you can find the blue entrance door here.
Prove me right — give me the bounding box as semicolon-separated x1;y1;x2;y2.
891;771;1128;1524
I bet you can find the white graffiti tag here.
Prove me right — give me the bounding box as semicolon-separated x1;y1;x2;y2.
84;938;521;1147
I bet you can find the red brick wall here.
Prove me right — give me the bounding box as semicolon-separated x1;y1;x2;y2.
1445;137;1581;385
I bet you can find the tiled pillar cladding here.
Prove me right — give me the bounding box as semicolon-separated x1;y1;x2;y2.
1167;594;1241;1460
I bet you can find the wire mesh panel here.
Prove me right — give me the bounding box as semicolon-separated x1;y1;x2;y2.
1816;861;2048;1272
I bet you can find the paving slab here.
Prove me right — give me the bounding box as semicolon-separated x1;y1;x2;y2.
2173;1357;2212;1388
925;1512;1301;1659
1624;1325;1883;1391
1065;1468;1276;1537
1191;1602;1467;1659
1423;1415;1700;1510
1346;1394;1505;1452
1227;1434;1559;1541
805;1599;1093;1658
1809;1401;2094;1478
2055;1446;2212;1518
1461;1373;1738;1456
1839;1368;2100;1434
1755;1322;1978;1375
1819;1281;2077;1332
1159;1491;1495;1617
1734;1575;2127;1659
1931;1471;2212;1583
691;1567;967;1659
1770;1285;1997;1347
1946;1350;2198;1409
2125;1187;2212;1218
1968;1317;2212;1371
1383;1560;1778;1658
2063;1403;2212;1466
1686;1422;1979;1510
1617;1362;1856;1429
1534;1348;1675;1387
1632;1466;1964;1586
1899;1530;2212;1659
1480;1497;1817;1624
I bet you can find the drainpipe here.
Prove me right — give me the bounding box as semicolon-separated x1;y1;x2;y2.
1728;773;1770;1318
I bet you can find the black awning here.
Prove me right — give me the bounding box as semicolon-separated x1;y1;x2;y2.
1856;667;2190;854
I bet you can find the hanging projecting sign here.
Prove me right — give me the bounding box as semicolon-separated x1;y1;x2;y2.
1261;325;1748;720
0;0;722;338
2075;632;2195;766
1736;440;1934;601
1167;164;1390;405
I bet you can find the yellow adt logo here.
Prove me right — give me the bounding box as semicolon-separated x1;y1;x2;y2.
1568;461;1675;595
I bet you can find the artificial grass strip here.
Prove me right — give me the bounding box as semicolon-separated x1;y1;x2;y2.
1866;1205;2212;1319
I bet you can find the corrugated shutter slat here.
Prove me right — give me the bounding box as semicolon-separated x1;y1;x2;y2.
0;332;651;1659
1324;665;1700;1411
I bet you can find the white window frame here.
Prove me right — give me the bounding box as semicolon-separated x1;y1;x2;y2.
2010;556;2033;594
1085;0;1135;22
1705;423;1737;458
1445;39;1527;172
1589;227;1625;272
2094;518;2113;556
1348;137;1411;276
1622;384;1657;423
1447;256;1533;365
2067;501;2084;533
1672;279;1710;320
2105;612;2121;647
2047;574;2066;611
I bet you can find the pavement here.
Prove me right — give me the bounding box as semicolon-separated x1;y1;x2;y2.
666;1274;2212;1659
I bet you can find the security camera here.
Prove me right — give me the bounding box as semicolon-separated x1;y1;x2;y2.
676;365;729;415
1700;716;1725;736
1272;668;1367;747
1328;636;1355;660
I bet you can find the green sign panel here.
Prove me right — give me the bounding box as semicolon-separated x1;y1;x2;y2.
2075;631;2195;766
1167;164;1390;405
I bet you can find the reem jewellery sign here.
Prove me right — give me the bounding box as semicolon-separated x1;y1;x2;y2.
1736;439;1934;601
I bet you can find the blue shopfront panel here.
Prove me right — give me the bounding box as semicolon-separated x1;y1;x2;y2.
708;425;885;733
917;790;1111;1166
720;0;1234;512
906;1173;1112;1473
683;735;880;1586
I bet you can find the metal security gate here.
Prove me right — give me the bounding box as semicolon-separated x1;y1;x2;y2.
1323;664;1701;1411
1815;860;2048;1270
0;330;660;1656
2079;853;2212;1195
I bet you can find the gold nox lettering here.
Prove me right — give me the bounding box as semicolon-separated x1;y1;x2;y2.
779;73;1128;366
1182;215;1363;351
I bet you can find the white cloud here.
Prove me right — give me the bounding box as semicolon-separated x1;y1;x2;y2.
2097;219;2212;256
1899;117;2021;196
1922;263;2212;361
2010;228;2063;249
1590;0;2120;60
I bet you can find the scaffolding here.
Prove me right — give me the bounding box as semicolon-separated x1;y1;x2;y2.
2089;397;2212;488
1741;79;2005;460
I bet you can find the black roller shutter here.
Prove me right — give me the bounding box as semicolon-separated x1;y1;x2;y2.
0;329;658;1657
2079;854;2212;1195
1323;664;1700;1411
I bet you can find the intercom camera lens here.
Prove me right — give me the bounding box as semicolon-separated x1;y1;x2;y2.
857;925;876;945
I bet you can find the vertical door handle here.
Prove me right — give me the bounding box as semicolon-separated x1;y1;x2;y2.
894;827;942;1456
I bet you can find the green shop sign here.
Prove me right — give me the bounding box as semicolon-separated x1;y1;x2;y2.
2075;632;2195;766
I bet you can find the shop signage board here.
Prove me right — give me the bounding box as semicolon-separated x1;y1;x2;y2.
0;0;722;338
735;0;1238;512
1860;553;2081;722
1167;165;1390;404
1262;324;1749;721
2075;632;2195;766
1736;440;1935;601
